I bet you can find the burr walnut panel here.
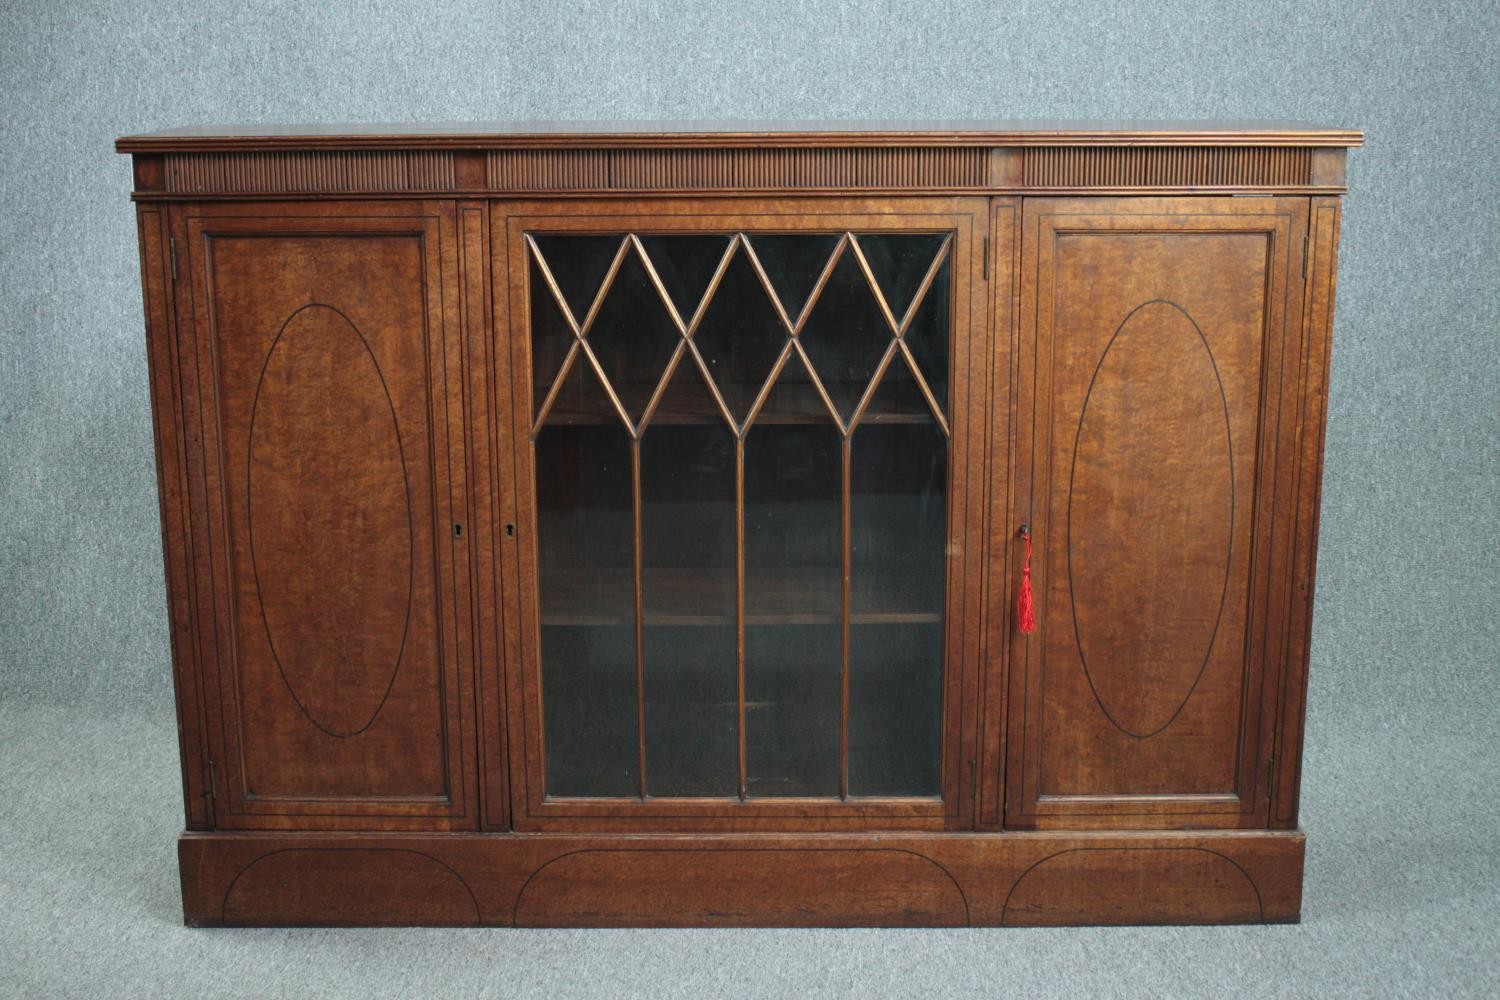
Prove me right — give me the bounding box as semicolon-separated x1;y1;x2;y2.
177;204;476;828
1067;299;1235;739
247;303;413;739
1007;197;1307;829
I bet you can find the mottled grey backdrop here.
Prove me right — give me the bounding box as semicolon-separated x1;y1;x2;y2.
1;1;1496;996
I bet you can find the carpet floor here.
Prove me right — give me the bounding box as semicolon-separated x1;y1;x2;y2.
1;697;1495;999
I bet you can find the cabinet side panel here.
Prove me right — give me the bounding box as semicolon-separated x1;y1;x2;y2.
138;205;214;829
1272;198;1342;826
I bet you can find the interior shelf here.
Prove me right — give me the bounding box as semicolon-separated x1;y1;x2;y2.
536;381;936;427
540;567;943;627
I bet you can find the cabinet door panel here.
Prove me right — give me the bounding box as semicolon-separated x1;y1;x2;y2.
177;203;476;829
492;198;991;832
1006;197;1307;829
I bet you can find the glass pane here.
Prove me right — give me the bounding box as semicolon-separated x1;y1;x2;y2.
638;235;732;323
545;350;623;426
745;626;841;797
529;254;574;417
744;379;842;796
693;244;787;424
586;246;681;424
861;349;935;427
748;234;841;321
754;350;837;425
856;234;948;321
536;362;637;794
799;247;892;421
529;226;952;807
902;255;951;413
532;235;622;324
849;623;943;796
540;623;637;797
848;372;947;796
640;365;737;796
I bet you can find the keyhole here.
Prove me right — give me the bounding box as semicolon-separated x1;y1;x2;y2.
505;523;515;537
453;523;463;538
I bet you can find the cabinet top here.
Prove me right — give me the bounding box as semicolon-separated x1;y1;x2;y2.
116;120;1363;152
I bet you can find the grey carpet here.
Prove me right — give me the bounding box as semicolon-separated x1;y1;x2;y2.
2;685;1494;999
2;0;1497;996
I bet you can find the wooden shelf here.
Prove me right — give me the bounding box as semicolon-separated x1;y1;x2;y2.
540;567;941;627
538;382;937;428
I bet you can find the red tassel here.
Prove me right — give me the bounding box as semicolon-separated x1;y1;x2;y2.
1016;528;1036;635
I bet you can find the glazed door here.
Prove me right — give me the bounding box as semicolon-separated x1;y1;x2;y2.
174;203;477;829
1004;197;1308;829
493;198;990;831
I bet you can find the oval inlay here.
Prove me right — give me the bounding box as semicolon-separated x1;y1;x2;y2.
1067;299;1233;738
1001;848;1263;925
249;303;412;738
514;849;969;927
222;849;480;926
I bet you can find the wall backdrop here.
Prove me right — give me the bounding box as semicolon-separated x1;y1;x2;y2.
1;0;1495;968
5;0;1492;705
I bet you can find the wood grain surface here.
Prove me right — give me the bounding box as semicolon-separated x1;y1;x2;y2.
179;829;1304;927
125;124;1350;926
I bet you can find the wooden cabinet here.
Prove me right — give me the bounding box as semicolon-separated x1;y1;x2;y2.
120;122;1359;926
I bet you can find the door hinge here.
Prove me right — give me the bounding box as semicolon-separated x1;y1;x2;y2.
969;756;978;800
1301;235;1308;279
206;759;217;800
982;236;989;278
169;237;179;282
1266;756;1275;796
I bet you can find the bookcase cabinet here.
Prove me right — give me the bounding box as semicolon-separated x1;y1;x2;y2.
120;121;1359;926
